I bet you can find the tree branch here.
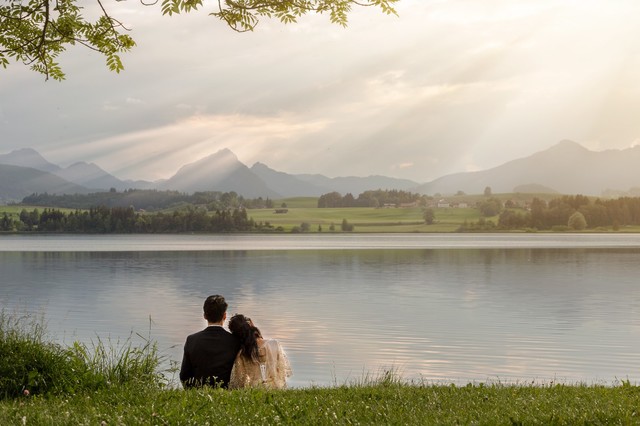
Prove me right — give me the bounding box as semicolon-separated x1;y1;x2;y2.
1;0;398;80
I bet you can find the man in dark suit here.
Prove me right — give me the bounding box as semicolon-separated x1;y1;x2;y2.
180;294;241;389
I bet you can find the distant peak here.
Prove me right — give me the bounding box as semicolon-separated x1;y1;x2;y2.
12;147;40;154
553;140;586;150
4;147;43;157
198;148;238;163
0;147;60;172
251;162;270;169
66;161;106;170
216;147;236;157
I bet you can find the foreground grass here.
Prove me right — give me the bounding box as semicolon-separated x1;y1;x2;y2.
2;381;640;425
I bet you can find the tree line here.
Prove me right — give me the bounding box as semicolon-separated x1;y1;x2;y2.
317;189;426;208
1;206;259;233
21;190;274;211
496;195;640;230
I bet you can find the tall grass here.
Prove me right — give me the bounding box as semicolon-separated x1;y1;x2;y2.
0;311;166;399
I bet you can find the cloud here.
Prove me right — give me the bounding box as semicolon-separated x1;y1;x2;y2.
126;97;144;105
102;103;119;111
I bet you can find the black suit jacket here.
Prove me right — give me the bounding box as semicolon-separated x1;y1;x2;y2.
180;326;240;389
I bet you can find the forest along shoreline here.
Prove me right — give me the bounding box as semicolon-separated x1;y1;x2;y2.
3;190;640;234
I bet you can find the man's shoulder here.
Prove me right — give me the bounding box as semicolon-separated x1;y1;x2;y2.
185;328;206;340
187;326;236;341
184;327;240;356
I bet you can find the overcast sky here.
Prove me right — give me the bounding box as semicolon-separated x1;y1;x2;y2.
2;0;640;183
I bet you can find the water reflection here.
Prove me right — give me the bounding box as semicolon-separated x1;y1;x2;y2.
1;241;640;387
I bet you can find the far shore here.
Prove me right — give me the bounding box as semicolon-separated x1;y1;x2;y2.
4;192;640;233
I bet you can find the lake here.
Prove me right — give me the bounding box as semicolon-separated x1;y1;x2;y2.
1;234;640;387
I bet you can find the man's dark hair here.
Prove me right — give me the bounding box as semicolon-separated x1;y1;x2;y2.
203;295;228;323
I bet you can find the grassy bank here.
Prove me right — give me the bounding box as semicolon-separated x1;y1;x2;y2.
2;314;640;424
2;379;640;424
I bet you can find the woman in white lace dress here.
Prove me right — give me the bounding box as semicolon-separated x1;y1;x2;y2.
228;314;292;390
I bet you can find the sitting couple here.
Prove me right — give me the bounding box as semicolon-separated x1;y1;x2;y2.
179;294;292;389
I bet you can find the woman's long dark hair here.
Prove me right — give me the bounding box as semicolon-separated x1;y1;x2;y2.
229;314;262;361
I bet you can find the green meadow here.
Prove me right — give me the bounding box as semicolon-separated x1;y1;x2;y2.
251;198;485;232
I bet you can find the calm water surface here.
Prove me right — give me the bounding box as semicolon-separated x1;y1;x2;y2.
1;234;640;387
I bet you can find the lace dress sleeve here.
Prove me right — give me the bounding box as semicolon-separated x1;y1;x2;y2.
277;341;292;378
273;340;292;388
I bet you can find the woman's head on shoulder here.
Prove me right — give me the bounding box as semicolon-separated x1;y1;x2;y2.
229;313;263;359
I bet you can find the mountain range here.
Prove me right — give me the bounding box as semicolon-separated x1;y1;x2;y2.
414;140;640;196
2;141;640;203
